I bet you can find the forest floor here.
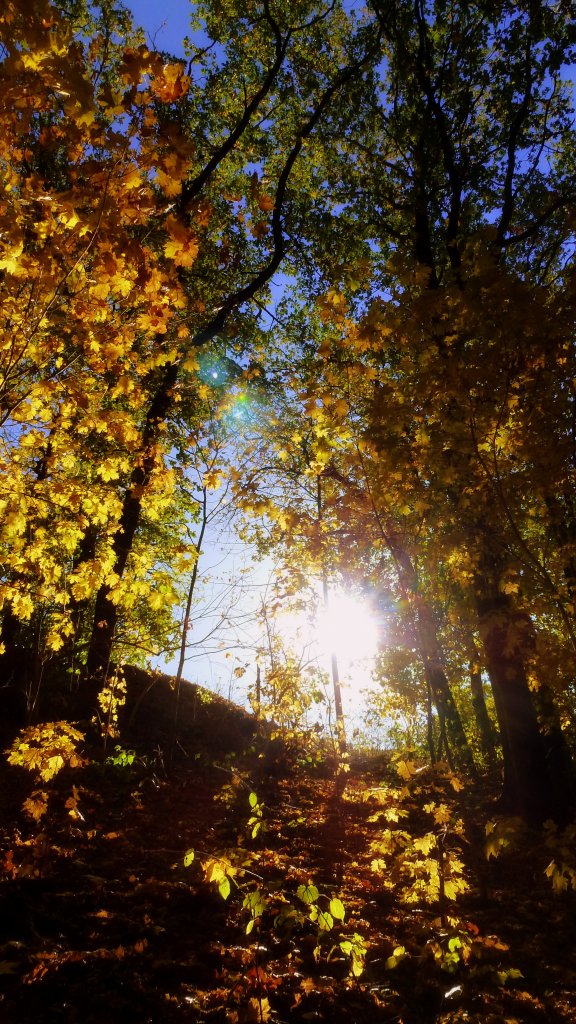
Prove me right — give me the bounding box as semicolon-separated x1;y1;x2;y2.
1;679;576;1024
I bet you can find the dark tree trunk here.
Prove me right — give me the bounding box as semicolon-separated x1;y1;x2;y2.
53;523;100;684
86;362;179;679
0;602;30;728
532;674;576;810
475;565;575;822
0;600;20;661
425;675;436;764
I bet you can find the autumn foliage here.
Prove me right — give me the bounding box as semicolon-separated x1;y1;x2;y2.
2;1;576;1018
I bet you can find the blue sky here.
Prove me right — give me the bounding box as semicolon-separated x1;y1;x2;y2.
128;0;190;56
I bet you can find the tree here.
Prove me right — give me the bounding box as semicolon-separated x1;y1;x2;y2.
232;0;576;819
82;0;382;680
0;0;381;701
0;0;192;686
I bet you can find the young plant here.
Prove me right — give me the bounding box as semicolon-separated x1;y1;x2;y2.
5;721;87;822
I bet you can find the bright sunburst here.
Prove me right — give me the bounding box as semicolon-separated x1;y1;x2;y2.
274;588;381;706
318;591;379;671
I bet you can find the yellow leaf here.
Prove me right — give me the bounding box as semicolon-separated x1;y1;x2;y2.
333;399;348;417
386;945;406;969
151;62;190;102
432;803;451;826
396;759;417;781
163;214;199;267
164;236;199;267
183;354;200;372
97;459;122;482
124;166;142;190
413;834;436;855
155;168;183;197
500;580;520;595
0;239;24;275
444;878;468;900
203;468;222;490
23;790;49;822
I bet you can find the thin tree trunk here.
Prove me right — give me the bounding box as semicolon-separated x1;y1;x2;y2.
415;599;476;774
469;662;498;767
317;476;346;755
322;573;347;755
426;675;436;764
169;487;208;764
465;636;498;766
255;662;262;718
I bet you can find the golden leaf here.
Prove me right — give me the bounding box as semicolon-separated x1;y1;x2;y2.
395;759;417;781
151;63;190;103
23;790;49;821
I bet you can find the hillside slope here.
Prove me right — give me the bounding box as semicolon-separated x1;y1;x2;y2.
1;668;576;1023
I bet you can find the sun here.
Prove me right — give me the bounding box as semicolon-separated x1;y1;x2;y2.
274;588;381;704
317;591;379;674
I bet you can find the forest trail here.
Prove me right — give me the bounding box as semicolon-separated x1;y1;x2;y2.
2;706;576;1024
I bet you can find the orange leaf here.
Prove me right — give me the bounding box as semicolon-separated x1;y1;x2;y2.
257;193;274;212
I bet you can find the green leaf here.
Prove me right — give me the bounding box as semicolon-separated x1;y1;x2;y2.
386;945;407;969
350;954;365;978
218;876;231;900
183;849;195;867
297;883;319;905
249;791;258;808
329;897;345;921
243;889;268;917
311;907;333;931
318;910;334;931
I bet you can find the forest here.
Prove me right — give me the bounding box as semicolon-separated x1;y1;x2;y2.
1;1;576;1021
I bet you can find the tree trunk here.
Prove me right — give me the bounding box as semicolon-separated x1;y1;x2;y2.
425;675;436;764
475;563;574;822
170;487;208;765
465;636;498;766
317;476;347;754
415;599;476;774
469;661;498;767
86;362;179;678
